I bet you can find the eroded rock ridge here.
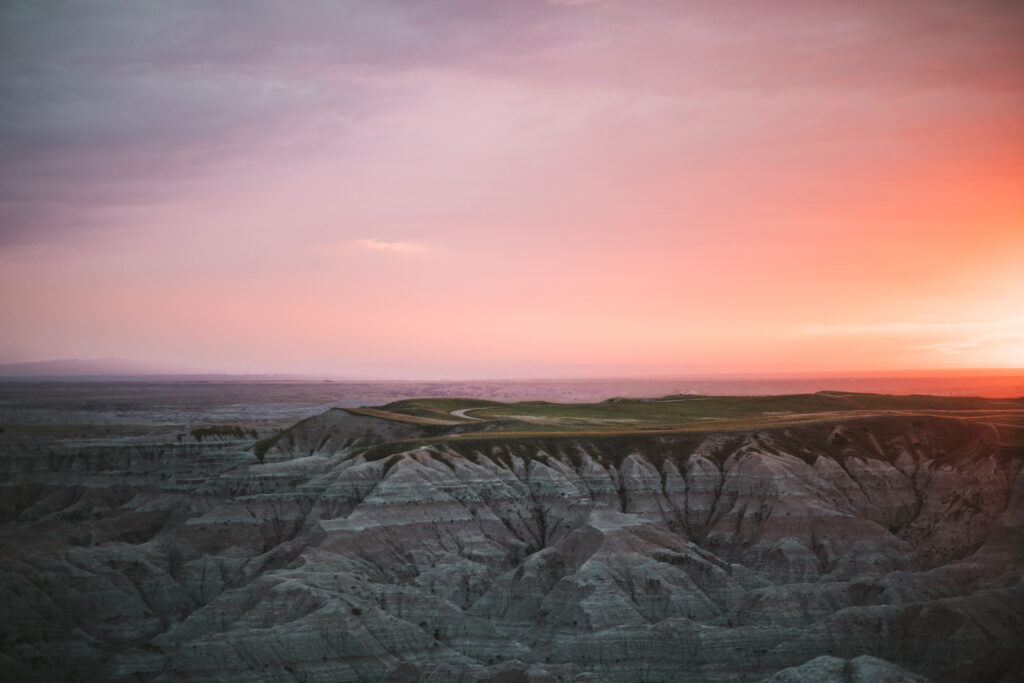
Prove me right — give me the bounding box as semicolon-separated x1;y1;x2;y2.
1;408;1022;681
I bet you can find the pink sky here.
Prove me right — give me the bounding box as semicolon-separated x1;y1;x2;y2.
1;1;1022;378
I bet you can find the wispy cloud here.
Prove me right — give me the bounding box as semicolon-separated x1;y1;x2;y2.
352;238;432;254
912;331;1024;354
316;238;435;257
799;317;1024;360
801;317;1024;336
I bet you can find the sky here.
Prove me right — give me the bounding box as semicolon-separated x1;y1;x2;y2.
1;0;1022;379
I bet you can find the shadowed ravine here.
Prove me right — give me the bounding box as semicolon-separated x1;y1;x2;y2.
1;394;1022;682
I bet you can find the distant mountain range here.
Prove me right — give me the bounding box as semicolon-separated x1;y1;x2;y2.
0;357;201;377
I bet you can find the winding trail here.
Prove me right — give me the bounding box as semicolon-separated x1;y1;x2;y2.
450;408;482;421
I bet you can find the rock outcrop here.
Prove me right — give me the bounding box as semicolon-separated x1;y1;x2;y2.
1;408;1022;681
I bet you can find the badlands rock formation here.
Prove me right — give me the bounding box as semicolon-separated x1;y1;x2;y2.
1;402;1022;681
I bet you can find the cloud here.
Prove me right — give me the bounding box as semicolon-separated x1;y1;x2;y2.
800;316;1024;361
354;238;432;253
3;0;613;246
801;317;1024;337
912;332;1024;355
315;238;435;256
2;0;1021;248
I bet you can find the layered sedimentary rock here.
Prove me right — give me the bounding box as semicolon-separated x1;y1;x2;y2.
1;408;1022;681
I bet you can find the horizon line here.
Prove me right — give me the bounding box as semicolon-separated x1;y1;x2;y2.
2;367;1024;383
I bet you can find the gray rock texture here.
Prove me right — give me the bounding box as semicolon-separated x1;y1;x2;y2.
1;407;1022;681
759;654;930;682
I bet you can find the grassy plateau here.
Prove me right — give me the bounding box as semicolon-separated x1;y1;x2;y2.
344;392;1024;450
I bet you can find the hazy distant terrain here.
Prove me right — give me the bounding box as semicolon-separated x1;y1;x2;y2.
1;382;1022;681
1;374;1022;424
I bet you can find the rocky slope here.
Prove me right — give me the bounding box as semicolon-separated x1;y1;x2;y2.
1;404;1022;681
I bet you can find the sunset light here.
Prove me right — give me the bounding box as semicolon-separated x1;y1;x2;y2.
1;1;1021;378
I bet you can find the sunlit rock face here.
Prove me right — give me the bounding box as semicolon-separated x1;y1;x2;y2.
1;410;1022;682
